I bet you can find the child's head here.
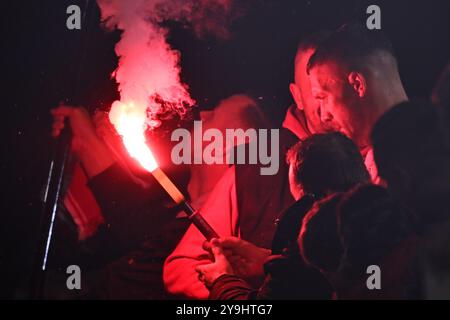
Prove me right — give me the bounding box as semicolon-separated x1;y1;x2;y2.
287;132;370;200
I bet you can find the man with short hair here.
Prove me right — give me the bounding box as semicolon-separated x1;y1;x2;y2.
163;31;337;299
307;23;408;183
289;31;340;136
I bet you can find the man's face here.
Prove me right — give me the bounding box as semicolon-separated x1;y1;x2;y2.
309;62;366;146
291;49;340;133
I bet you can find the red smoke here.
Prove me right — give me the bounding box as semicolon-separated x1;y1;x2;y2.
95;0;239;171
97;0;239;131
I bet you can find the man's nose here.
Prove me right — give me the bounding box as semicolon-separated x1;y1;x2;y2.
319;104;333;123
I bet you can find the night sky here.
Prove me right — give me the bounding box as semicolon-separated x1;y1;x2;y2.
2;0;450;298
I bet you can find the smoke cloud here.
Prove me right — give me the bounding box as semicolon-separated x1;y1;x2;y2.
96;0;239;130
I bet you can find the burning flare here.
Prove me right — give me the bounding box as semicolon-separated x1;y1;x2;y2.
109;101;185;204
94;0;236;240
97;0;196;174
96;0;239;172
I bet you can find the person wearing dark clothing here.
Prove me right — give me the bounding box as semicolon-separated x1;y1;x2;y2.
46;160;191;299
85;163;190;299
197;132;370;300
208;195;331;300
371;100;450;299
335;184;421;299
163;31;340;299
47;105;192;299
299;194;344;276
372;101;450;229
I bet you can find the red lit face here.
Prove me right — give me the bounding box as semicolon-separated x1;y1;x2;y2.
309;63;367;147
291;49;340;133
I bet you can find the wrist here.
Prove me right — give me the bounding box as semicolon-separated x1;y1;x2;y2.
207;271;234;289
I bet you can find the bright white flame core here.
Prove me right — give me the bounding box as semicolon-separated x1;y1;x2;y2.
109;101;158;172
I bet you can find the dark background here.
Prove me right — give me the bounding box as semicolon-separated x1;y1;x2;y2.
1;0;449;299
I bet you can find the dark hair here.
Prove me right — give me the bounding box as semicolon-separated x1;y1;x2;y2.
286;132;370;198
338;184;414;275
371;100;450;226
307;22;395;74
300;193;344;273
296;30;332;55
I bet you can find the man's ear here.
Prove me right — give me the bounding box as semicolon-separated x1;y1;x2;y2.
348;72;367;98
289;83;303;110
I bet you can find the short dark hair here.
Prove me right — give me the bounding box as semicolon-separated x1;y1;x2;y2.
300;193;344;273
307;22;395;74
286;132;370;197
338;184;414;274
296;30;332;54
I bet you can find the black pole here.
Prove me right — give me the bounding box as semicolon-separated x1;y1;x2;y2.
182;201;219;241
31;124;71;299
30;0;96;299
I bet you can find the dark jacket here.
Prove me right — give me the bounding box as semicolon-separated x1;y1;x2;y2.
49;162;190;299
209;196;332;300
208;107;332;300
